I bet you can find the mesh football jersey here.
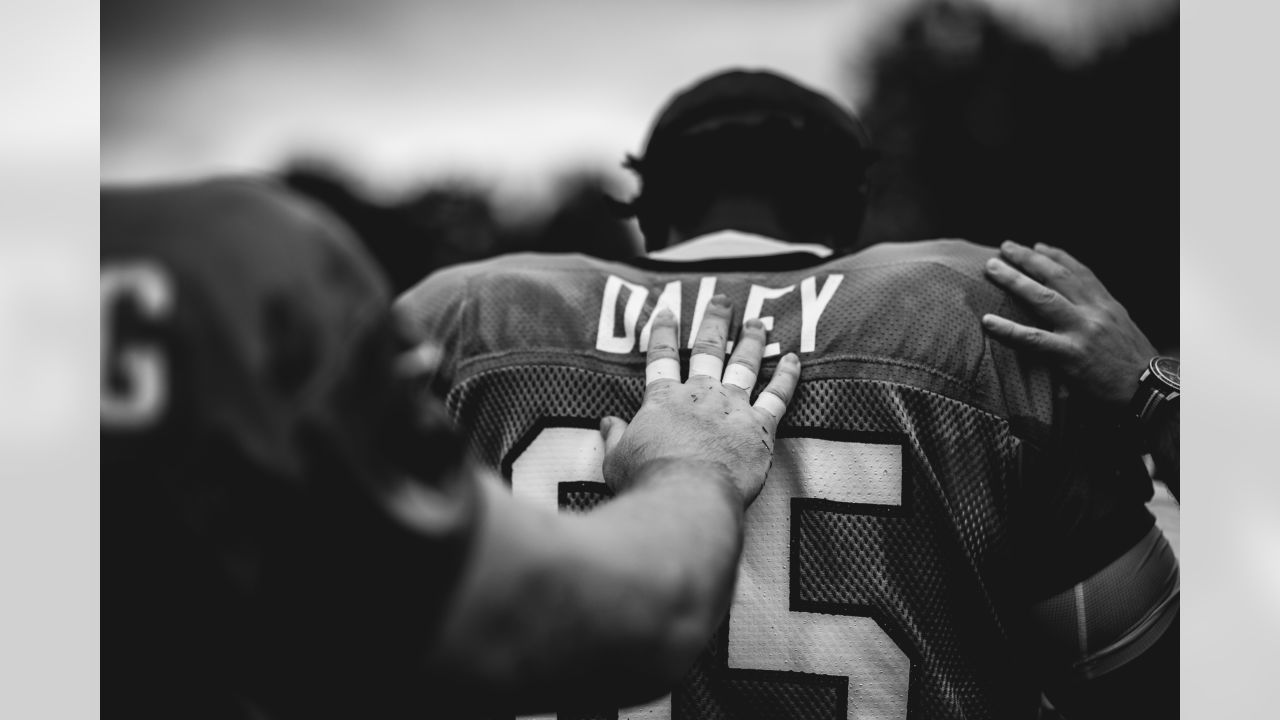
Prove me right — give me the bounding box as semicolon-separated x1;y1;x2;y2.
395;239;1156;720
104;179;475;719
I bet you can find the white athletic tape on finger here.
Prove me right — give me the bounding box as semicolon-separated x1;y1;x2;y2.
722;363;757;391
646;357;681;385
753;391;787;419
689;353;724;379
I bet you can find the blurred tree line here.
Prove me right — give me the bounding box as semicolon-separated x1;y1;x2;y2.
856;1;1178;350
281;163;639;295
283;0;1177;350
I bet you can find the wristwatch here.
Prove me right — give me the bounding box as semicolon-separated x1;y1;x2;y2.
1129;356;1180;435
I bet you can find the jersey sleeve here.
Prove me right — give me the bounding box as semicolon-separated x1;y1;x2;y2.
1014;385;1176;716
393;262;476;392
980;273;1158;602
1016;396;1157;601
888;241;1160;602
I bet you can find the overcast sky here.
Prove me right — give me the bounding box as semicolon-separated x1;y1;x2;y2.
101;0;1175;200
101;1;869;194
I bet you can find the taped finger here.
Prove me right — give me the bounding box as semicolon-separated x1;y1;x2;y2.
722;362;757;391
722;318;765;392
753;389;787;419
689;352;724;379
753;353;800;427
646;357;681;386
645;307;681;387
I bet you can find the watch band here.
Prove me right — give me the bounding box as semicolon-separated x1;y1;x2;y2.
1129;356;1180;429
1131;384;1176;427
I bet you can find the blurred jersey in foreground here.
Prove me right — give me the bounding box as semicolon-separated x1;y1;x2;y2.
103;179;473;719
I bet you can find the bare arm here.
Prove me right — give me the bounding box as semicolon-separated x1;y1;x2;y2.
424;297;801;713
427;461;742;711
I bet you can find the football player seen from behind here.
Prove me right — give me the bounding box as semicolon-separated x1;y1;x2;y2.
396;68;1178;719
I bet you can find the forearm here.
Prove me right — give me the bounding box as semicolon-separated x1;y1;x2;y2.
427;460;744;712
560;459;745;703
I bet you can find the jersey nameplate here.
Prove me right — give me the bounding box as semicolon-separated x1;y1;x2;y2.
595;273;843;357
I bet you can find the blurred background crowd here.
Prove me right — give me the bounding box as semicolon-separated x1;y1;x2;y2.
103;0;1178;351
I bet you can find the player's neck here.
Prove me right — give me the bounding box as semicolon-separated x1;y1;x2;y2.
673;196;794;245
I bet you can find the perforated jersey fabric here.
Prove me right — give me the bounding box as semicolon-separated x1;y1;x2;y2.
396;239;1156;719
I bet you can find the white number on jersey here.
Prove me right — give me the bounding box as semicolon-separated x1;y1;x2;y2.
101;262;173;429
508;422;910;720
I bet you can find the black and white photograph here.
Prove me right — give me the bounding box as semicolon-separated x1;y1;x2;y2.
86;0;1257;717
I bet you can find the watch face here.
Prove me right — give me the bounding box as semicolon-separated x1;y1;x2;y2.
1151;356;1180;390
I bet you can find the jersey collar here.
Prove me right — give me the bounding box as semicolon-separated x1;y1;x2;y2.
626;230;835;273
648;230;834;261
